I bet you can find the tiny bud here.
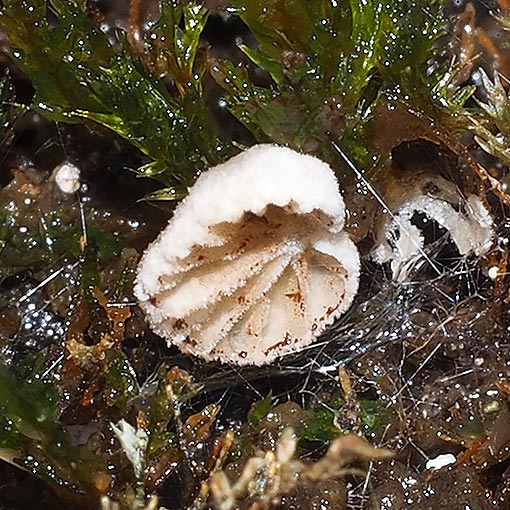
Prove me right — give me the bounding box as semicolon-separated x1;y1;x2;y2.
54;162;81;194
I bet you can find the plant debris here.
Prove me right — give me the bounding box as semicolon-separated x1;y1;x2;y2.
1;1;510;509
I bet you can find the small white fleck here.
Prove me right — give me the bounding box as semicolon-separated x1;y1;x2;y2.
488;266;499;280
426;453;456;470
53;162;81;194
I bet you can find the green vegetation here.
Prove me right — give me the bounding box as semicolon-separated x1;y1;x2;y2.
1;0;509;508
1;0;448;188
1;0;229;197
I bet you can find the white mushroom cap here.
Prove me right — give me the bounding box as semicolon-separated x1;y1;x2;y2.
135;144;360;365
373;173;493;280
53;162;81;194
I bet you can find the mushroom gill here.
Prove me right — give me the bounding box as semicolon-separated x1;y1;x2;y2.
135;145;360;365
373;171;494;281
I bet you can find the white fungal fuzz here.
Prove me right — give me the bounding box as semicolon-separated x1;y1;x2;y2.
135;144;360;365
425;453;456;471
53;162;81;194
111;419;148;479
373;173;494;281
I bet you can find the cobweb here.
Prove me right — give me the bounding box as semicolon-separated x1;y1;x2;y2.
190;144;498;449
176;144;504;509
2;2;510;509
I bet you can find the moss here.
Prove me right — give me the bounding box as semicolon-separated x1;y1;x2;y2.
0;361;107;493
0;0;449;189
2;1;510;509
0;0;232;193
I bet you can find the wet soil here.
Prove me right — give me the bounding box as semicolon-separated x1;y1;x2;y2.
1;2;510;510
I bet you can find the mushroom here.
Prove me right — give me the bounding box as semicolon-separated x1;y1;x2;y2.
373;172;494;280
135;145;360;365
53;162;81;194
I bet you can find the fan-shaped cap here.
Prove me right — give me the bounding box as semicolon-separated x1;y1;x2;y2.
135;145;360;365
373;173;493;280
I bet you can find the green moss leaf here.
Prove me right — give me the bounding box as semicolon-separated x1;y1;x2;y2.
103;354;140;410
0;363;107;492
248;392;274;430
0;0;231;189
300;398;396;444
215;0;445;169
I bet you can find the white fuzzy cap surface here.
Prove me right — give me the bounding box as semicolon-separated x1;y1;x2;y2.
135;144;359;365
137;145;347;299
53;162;81;194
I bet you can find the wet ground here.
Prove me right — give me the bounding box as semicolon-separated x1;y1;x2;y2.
1;1;510;510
